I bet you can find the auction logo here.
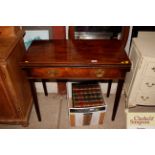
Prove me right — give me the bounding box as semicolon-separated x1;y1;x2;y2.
127;113;155;129
130;116;154;125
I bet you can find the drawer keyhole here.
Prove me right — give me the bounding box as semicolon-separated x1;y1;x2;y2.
95;69;104;78
47;70;58;76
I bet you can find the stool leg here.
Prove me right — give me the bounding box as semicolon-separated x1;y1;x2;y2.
42;80;48;96
107;80;112;97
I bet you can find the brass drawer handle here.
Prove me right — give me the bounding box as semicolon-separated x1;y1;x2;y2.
145;82;155;87
95;69;104;78
47;70;59;76
120;60;129;64
141;96;149;101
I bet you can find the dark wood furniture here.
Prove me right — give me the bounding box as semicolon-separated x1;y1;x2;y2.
20;39;131;121
51;26;67;95
22;26;53;97
23;26;67;95
0;26;32;126
69;26;130;97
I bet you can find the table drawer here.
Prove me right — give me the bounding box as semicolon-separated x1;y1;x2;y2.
28;67;125;79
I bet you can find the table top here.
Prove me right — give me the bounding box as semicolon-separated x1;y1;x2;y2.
20;40;131;68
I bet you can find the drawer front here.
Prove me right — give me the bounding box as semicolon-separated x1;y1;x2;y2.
136;92;155;106
145;62;155;77
140;77;155;92
28;67;125;79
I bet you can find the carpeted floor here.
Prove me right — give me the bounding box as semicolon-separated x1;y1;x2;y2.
0;93;155;129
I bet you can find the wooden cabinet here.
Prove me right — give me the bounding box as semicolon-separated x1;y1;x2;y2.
0;27;32;126
124;32;155;107
0;26;20;37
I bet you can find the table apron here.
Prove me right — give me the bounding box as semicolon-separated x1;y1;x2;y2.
26;67;127;80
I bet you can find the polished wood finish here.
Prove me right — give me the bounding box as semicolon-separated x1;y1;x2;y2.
27;67;125;79
68;26;130;97
0;26;20;37
0;27;32;126
68;26;75;40
107;80;112;97
20;39;131;121
52;26;66;39
42;79;48;96
52;26;66;94
21;40;130;67
120;27;130;48
22;26;52;96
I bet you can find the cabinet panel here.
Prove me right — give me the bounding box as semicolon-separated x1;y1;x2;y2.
0;27;32;126
0;26;20;37
0;80;17;119
6;40;32;117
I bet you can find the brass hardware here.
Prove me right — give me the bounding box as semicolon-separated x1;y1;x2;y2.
141;96;149;101
125;61;129;64
47;70;59;76
24;60;29;63
145;82;155;87
152;67;155;72
95;69;104;78
120;61;129;64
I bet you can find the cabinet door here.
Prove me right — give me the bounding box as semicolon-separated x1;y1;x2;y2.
0;26;20;37
6;40;32;117
0;81;18;120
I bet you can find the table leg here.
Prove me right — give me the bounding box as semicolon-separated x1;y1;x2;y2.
107;80;112;97
42;80;48;96
112;79;124;121
29;80;41;121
